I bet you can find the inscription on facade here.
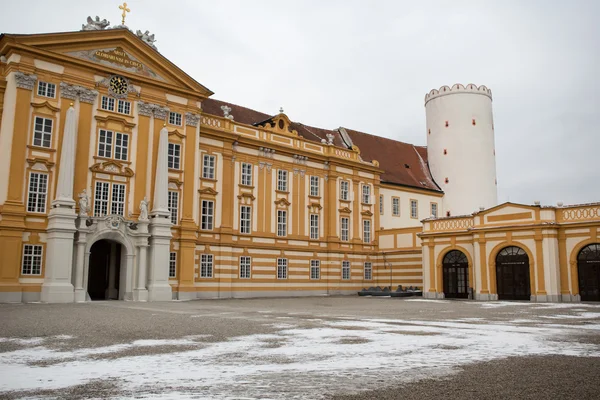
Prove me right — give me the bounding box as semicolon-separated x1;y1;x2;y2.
94;47;143;69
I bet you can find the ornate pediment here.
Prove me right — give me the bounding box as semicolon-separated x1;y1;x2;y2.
274;198;291;207
90;160;134;177
307;202;323;213
254;113;299;137
237;192;256;201
31;101;60;114
361;210;374;217
168;129;186;140
198;187;218;196
27;158;55;171
338;206;352;214
95;114;136;133
168;178;183;189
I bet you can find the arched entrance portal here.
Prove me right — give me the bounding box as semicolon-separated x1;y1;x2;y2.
578;244;600;301
442;250;469;299
88;239;122;300
496;246;530;301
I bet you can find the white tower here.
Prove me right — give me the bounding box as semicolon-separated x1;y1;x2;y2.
425;84;498;216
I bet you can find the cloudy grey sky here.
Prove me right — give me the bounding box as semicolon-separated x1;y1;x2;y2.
1;0;598;205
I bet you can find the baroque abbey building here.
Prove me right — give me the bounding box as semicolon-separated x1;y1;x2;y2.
0;18;598;303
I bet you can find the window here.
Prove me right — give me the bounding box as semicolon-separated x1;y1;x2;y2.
169;252;177;278
240;205;251;234
363;220;371;243
340;181;349;201
201;200;214;230
310;214;319;240
431;203;438;218
168;191;179;225
101;96;115;111
169;111;182;126
277;210;287;237
200;254;213;278
33;116;53;148
392;197;400;216
114;132;129;161
277;170;288;192
168;143;181;170
22;245;43;275
379;195;384;215
241;163;253;186
27;172;48;213
362;185;370;204
240;256;251;279
37;81;56;98
310;260;320;280
98;130;128;160
340;217;349;241
310;176;319;196
342;260;351;280
277;258;288;279
110;183;126;216
117;99;131;115
202;154;215;179
94;181;110;216
410;200;418;219
364;262;372;280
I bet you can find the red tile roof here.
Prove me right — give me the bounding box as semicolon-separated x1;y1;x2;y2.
202;98;441;192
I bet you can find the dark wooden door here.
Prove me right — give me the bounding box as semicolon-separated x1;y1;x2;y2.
578;244;600;301
443;250;469;299
88;240;110;300
496;246;530;301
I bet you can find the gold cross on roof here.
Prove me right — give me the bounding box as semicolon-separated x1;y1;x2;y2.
119;2;130;25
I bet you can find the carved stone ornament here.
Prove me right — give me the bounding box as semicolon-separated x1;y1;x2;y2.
221;105;234;120
96;75;139;99
60;82;99;104
137;101;169;119
78;189;90;217
15;72;37;90
185;112;200;127
82;16;110;31
106;215;123;230
135;30;157;50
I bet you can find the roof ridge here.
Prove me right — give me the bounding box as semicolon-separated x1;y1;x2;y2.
343;126;421;148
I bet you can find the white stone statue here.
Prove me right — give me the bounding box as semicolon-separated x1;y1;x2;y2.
82;16;110;31
78;189;90;216
326;133;335;145
139;197;149;221
136;30;157;50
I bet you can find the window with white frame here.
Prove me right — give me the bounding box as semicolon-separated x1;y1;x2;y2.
363;220;371;243
310;214;319;240
310;176;319;196
241;163;253;186
202;154;215;179
201;200;214;230
116;99;131;115
200;254;213;278
93;182;126;217
27;172;48;213
431;203;438;218
310;260;320;280
277;210;287;237
169;252;177;278
240;205;251;234
100;96;115;111
379;195;384;215
111;183;126;216
277;258;288;279
240;256;251;279
169;111;182;126
168;191;179;225
37;81;56;98
392;197;400;216
22;244;43;275
340;217;349;241
33;116;53;148
362;184;370;204
340;180;349;200
410;200;418;219
364;262;372;280
98;130;129;161
342;260;351;280
168;143;181;170
277;170;288;192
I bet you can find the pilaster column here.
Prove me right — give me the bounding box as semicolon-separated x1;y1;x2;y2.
220;148;235;236
133;220;150;301
351;179;361;243
73;226;90;302
326;174;339;242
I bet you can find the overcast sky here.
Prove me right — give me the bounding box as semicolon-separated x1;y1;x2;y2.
1;0;598;205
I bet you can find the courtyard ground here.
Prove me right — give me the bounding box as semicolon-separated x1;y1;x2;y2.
0;297;598;399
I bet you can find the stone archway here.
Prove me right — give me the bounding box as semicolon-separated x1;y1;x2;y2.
87;239;123;300
496;246;531;301
577;243;600;301
442;250;469;299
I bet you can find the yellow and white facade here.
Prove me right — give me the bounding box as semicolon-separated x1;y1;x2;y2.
0;19;598;303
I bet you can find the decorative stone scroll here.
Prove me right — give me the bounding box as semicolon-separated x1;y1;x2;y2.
15;72;37;90
60;82;99;104
185;112;200;127
137;101;169;120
